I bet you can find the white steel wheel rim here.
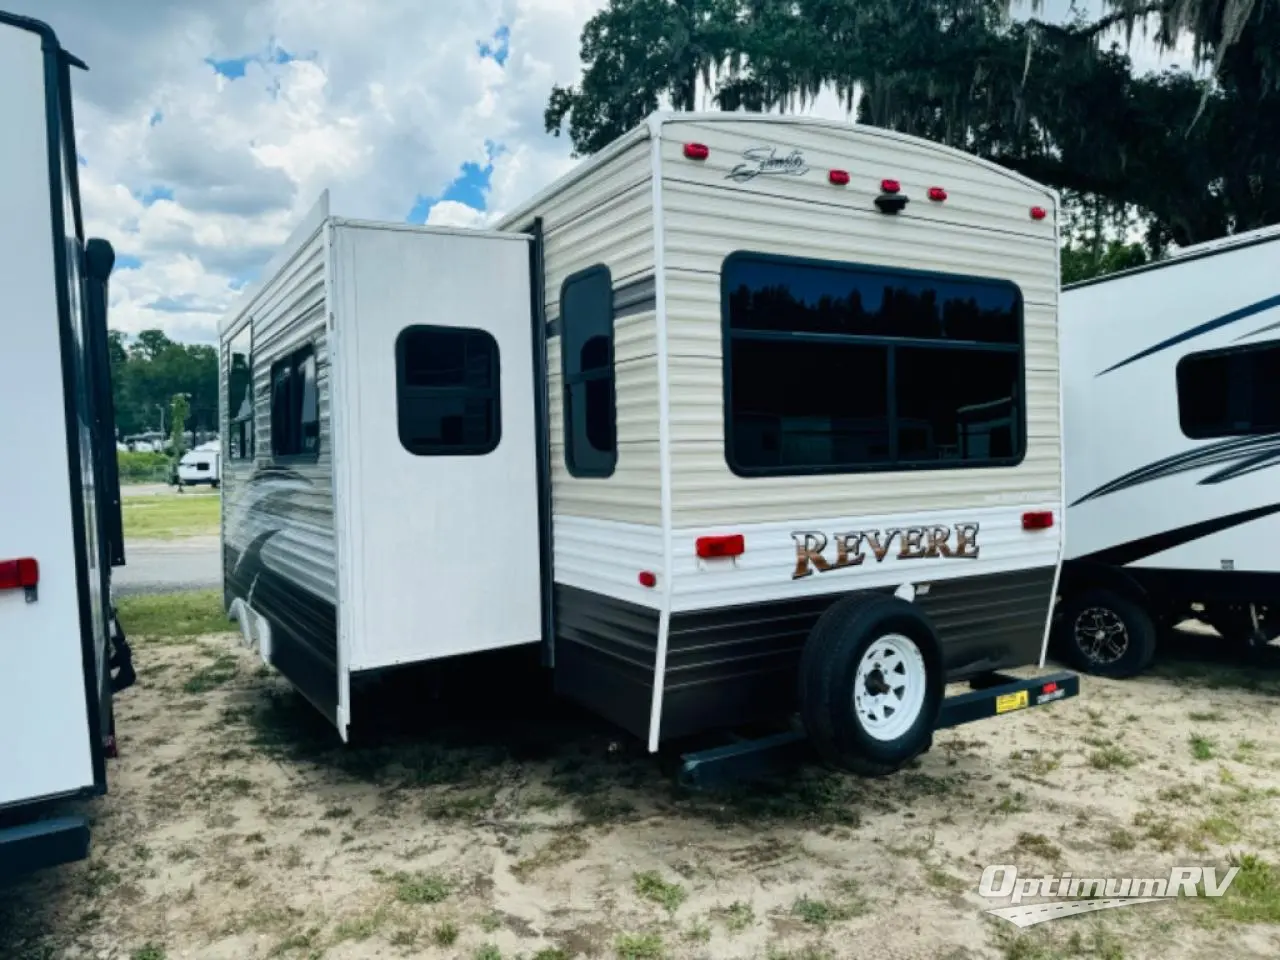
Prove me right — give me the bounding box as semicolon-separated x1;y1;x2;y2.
853;633;928;742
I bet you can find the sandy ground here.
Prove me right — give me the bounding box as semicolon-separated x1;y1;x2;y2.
4;627;1280;960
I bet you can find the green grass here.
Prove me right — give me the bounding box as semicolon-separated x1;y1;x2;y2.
432;921;459;946
123;493;220;540
393;871;452;905
615;933;664;959
131;946;166;960
1210;854;1280;922
633;871;687;915
183;653;239;693
1088;746;1138;770
1189;733;1216;761
116;590;229;638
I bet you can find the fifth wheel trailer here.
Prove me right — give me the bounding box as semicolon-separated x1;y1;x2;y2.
0;10;132;881
1057;225;1280;677
220;112;1077;777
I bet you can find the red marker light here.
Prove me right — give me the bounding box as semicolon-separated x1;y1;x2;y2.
0;557;38;591
829;169;850;186
683;142;709;161
638;571;657;588
1030;205;1048;221
695;534;745;559
880;178;901;194
928;187;948;202
1042;681;1059;694
1022;511;1054;530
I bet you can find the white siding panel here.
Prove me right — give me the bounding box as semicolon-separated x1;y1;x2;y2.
659;117;1056;240
655;119;1062;531
512;134;662;527
670;503;1061;612
554;516;664;608
222;226;337;605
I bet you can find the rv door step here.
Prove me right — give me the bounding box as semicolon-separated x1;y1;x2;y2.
678;670;1079;788
0;815;91;884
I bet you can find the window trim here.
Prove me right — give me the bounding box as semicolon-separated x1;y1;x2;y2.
720;250;1028;478
559;263;618;479
394;324;502;457
226;321;255;462
1176;339;1280;440
269;342;320;462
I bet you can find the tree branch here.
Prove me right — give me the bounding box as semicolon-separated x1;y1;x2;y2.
1027;2;1171;44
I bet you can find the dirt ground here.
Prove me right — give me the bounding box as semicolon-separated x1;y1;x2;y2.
4;613;1280;960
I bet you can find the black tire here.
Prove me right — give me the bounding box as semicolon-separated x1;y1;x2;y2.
1056;588;1157;678
799;594;944;776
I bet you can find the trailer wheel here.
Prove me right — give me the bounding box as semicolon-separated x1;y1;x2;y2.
1058;588;1156;678
799;594;943;777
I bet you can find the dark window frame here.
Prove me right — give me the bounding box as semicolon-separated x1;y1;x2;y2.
559;264;618;478
394;324;502;456
720;250;1028;478
226;322;255;461
1176;339;1280;440
269;343;320;461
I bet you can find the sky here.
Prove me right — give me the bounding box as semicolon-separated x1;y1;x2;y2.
7;1;1196;345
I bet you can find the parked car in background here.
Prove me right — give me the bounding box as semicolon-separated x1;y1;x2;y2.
176;449;220;489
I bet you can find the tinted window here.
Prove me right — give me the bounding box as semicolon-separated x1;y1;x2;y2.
1178;342;1280;439
723;253;1025;475
560;266;616;477
227;324;254;460
395;325;500;455
270;345;319;458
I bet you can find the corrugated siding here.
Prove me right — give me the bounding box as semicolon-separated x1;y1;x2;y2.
220;226;336;605
518;137;663;527
656;118;1062;528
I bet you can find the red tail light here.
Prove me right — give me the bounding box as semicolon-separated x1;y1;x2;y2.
880;178;901;194
1042;681;1058;694
1030;205;1048;221
928;187;948;202
696;534;745;559
0;557;39;590
829;169;850;186
1022;511;1054;530
683;143;709;161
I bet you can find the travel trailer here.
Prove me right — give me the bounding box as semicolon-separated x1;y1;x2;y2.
1058;225;1280;677
219;112;1076;776
176;448;221;488
0;10;132;881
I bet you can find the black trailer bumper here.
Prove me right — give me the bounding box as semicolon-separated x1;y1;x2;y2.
0;815;90;884
680;669;1080;788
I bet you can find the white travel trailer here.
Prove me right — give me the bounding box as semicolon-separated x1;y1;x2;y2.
219;112;1076;776
177;448;221;488
1058;225;1280;676
0;10;131;881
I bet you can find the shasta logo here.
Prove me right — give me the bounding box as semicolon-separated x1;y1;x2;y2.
727;146;809;182
791;523;980;580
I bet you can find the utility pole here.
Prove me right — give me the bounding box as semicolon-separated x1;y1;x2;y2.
156;403;165;438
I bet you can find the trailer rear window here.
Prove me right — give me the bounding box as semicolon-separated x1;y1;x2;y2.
1177;341;1280;439
270;345;319;459
395;325;501;456
723;252;1025;475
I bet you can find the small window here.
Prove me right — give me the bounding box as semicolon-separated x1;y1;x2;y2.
227;324;254;460
1177;341;1280;439
723;252;1025;475
395;325;500;455
270;344;320;458
560;265;616;477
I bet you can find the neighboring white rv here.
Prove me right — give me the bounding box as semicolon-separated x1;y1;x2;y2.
177;449;220;488
0;10;132;882
219;112;1076;775
1058;225;1280;676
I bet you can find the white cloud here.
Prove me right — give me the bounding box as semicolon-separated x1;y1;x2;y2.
5;0;1199;343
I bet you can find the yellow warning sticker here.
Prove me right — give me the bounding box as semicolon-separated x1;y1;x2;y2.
995;690;1030;714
